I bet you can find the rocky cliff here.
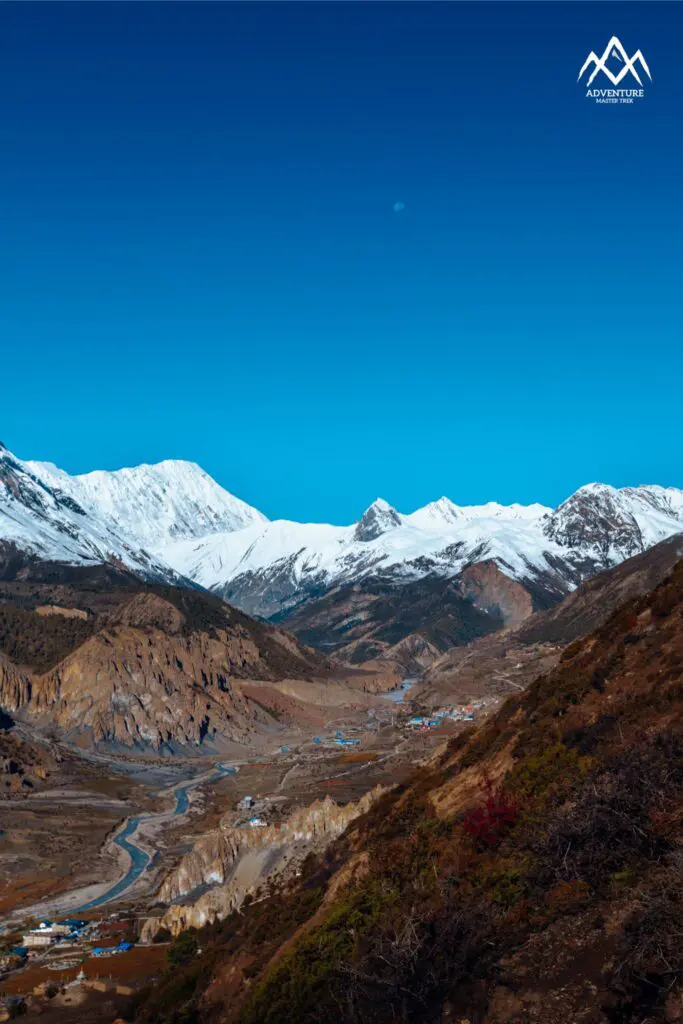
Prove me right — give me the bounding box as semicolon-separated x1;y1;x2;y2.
456;559;534;627
0;579;331;750
142;787;384;940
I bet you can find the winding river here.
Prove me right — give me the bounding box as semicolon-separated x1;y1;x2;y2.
74;764;235;913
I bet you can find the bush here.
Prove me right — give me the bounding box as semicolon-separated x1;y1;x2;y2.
462;777;517;848
168;930;199;968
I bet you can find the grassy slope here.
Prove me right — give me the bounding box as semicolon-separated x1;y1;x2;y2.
134;557;683;1024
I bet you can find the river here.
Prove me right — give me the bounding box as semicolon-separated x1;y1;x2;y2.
73;763;235;913
381;678;416;704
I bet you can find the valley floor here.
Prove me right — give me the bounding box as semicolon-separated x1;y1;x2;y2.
0;682;494;1017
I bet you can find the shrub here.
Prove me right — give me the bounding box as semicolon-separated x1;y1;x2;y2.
168;930;199;968
462;776;517;848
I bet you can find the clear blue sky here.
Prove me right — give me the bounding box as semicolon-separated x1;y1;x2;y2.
2;2;681;522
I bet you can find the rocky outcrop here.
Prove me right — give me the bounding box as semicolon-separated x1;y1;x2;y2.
354;500;402;543
141;787;384;941
0;727;54;796
30;626;260;748
456;560;534;627
0;651;32;711
35;605;89;620
356;633;442;687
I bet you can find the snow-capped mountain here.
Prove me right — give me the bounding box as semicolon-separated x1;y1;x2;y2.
26;456;266;550
0;442;181;581
0;443;263;583
161;485;683;619
2;442;683;621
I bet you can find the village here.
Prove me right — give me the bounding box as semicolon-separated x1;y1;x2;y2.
0;911;159;1019
405;697;496;731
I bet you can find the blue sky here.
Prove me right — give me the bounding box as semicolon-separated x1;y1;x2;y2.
1;2;681;522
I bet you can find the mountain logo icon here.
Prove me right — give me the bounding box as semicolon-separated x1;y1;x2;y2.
578;36;652;87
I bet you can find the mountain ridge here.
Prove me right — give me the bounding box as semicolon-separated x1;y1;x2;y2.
3;445;683;629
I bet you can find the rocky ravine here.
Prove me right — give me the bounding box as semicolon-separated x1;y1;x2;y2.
141;787;384;940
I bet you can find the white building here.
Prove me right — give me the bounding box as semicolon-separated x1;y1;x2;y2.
22;932;55;948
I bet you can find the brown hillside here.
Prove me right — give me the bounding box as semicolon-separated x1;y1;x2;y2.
0;565;332;750
134;556;683;1024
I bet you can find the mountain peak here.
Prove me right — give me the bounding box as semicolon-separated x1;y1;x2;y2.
24;457;267;551
354;499;402;543
406;497;462;527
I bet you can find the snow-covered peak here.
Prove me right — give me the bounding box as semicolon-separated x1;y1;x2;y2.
405;497;550;529
26;457;267;551
354;499;402;543
0;447;180;582
404;497;463;528
542;483;683;560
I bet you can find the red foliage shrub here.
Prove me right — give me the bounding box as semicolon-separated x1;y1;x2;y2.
462;776;517;847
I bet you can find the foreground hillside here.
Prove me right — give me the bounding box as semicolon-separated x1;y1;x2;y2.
0;553;331;750
134;558;683;1023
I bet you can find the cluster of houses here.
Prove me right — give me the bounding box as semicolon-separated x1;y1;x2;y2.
0;915;139;979
21;919;88;949
407;699;493;731
308;729;362;749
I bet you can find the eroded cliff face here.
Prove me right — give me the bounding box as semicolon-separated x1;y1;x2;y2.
0;651;32;711
141;788;384;941
31;626;261;747
0;592;330;749
457;560;534;627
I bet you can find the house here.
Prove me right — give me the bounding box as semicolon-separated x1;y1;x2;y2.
45;923;72;936
249;816;267;828
22;932;55;948
238;795;255;810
